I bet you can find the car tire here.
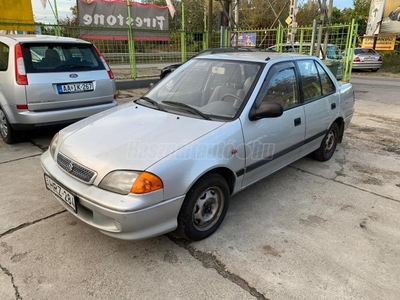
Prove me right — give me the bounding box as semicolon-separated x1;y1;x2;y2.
312;123;339;162
175;173;230;241
0;108;19;144
371;68;379;72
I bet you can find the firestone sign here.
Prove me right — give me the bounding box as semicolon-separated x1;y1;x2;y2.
78;0;169;41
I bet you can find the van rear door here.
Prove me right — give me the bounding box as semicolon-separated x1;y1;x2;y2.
21;43;115;112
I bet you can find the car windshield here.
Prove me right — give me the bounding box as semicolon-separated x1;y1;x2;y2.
143;58;262;120
21;43;105;73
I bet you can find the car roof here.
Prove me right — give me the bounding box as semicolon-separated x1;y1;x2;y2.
0;34;91;44
195;51;311;63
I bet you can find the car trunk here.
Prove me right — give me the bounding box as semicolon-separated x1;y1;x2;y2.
25;71;114;112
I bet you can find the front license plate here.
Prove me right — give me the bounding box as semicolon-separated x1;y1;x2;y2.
44;174;77;212
57;82;94;94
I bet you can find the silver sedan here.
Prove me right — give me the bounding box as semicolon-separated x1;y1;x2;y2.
41;52;354;241
352;47;383;72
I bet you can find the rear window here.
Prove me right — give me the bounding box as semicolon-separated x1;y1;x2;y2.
21;43;105;73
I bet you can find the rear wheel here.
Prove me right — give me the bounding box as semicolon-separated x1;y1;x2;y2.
0;108;19;144
371;68;379;72
175;173;230;241
312;123;339;162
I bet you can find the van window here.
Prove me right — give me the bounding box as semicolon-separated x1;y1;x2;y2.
0;43;9;71
21;43;105;73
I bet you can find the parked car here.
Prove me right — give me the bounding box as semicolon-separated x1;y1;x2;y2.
0;35;117;144
267;43;344;80
350;47;383;72
41;52;354;241
159;47;254;79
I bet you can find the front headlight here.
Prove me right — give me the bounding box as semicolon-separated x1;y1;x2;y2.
99;171;163;195
49;132;59;160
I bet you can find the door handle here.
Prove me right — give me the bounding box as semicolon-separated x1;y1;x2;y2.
331;103;337;110
294;117;301;126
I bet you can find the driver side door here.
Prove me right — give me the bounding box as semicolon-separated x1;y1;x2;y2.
240;61;306;187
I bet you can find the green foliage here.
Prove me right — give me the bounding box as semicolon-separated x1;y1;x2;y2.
380;51;400;73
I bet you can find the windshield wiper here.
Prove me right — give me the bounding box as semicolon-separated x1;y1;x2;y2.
162;101;211;120
136;96;166;111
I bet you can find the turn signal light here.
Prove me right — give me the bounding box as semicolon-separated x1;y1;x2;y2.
130;172;163;194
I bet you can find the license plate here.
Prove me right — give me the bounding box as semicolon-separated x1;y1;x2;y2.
44;174;77;212
57;82;94;94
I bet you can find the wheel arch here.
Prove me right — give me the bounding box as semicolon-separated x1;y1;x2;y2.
334;117;345;143
189;167;236;196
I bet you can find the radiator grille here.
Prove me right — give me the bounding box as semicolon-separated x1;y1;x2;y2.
57;152;96;184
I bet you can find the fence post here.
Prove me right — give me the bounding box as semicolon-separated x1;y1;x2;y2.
181;2;187;62
126;0;137;79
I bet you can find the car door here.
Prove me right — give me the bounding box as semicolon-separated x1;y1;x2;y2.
296;59;339;157
240;61;306;187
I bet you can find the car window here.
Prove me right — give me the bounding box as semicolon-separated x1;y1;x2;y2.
262;67;298;109
0;42;9;71
326;45;342;59
254;62;299;110
21;43;105;73
297;60;322;102
315;62;335;95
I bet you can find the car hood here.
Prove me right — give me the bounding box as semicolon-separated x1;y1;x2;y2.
58;103;225;175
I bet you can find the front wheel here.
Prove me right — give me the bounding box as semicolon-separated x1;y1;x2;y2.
312;123;339;162
175;173;230;241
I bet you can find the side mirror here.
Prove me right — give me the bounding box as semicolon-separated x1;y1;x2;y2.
249;102;283;121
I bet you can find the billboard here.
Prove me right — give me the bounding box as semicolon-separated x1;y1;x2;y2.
78;0;169;41
366;0;385;35
237;33;256;47
380;0;400;34
362;34;396;50
366;0;400;34
0;0;34;31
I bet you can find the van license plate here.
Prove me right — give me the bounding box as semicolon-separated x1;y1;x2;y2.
57;82;94;94
44;174;77;212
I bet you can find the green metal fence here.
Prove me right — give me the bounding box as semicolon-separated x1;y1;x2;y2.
1;20;358;81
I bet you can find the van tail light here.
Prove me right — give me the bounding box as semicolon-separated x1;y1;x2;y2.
353;57;361;62
15;44;28;85
16;104;28;110
94;46;114;79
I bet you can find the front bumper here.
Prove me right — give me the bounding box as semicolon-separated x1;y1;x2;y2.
40;151;185;240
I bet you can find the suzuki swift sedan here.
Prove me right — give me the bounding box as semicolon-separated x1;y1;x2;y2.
41;52;354;241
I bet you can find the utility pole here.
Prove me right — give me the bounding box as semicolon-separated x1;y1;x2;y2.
316;0;326;59
208;0;213;46
287;0;298;43
323;0;333;58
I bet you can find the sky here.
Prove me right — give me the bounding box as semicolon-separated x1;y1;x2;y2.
30;0;354;24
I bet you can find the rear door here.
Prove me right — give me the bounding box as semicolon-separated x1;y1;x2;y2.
296;59;339;157
22;43;115;112
240;61;306;187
